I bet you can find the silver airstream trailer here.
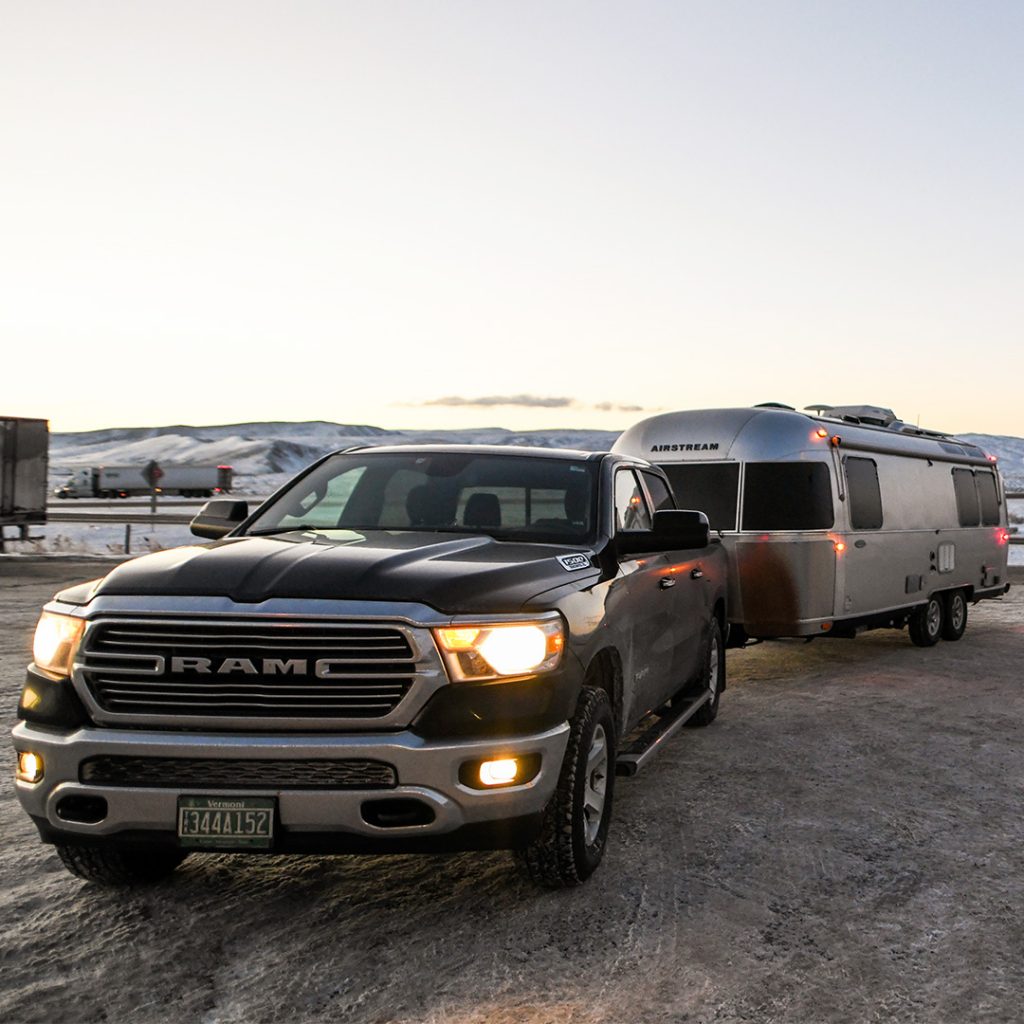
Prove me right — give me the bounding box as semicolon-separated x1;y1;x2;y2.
614;405;1011;646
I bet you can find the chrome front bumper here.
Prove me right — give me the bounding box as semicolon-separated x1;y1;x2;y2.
12;720;569;842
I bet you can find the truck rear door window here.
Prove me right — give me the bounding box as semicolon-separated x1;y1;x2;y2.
976;470;1000;526
741;462;834;531
844;457;883;529
659;463;740;531
952;468;980;527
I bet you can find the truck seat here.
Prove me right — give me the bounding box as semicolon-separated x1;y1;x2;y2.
463;492;502;528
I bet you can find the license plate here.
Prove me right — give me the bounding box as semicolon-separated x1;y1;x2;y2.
177;796;275;849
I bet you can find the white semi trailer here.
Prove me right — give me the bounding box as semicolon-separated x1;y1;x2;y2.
1;416;49;548
54;464;232;499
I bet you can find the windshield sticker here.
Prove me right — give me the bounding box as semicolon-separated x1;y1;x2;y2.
557;553;592;572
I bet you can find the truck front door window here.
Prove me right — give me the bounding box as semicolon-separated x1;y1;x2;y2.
614;470;652;531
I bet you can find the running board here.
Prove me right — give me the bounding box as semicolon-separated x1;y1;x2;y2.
615;690;711;777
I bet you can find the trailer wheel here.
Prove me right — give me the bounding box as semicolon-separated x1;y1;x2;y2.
685;618;725;728
55;844;188;885
515;686;615;888
909;595;944;647
941;590;968;641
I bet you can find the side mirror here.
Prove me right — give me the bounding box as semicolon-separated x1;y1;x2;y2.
190;499;249;539
616;509;709;556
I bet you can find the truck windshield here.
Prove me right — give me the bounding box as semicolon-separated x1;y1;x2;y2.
245;452;598;544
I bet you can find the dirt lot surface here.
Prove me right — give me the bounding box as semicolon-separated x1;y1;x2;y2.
2;557;1023;1024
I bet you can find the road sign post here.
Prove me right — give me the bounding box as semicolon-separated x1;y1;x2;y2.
145;460;163;515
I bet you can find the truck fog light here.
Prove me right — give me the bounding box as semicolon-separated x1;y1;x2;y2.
480;758;519;786
459;753;542;790
16;752;44;784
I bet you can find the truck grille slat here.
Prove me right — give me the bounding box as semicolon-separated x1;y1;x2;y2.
95;682;408;696
80;618;426;724
103;699;398;712
80;755;398;789
100;637;412;653
101;628;407;644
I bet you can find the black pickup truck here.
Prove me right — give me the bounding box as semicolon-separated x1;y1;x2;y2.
14;446;728;888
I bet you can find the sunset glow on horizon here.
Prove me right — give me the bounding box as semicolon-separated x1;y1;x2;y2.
2;1;1021;437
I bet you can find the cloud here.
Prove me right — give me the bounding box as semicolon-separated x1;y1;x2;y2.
409;395;657;414
422;394;575;409
593;401;645;413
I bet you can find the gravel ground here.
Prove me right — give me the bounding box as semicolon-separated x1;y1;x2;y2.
2;558;1022;1024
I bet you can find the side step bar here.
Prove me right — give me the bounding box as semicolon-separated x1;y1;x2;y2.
615;690;711;777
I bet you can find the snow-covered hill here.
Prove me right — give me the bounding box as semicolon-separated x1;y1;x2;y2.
48;422;623;494
962;434;1024;490
48;419;1024;497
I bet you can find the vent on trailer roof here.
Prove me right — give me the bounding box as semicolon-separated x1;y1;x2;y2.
811;405;898;427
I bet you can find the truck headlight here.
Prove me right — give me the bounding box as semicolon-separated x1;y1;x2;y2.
32;612;85;678
433;620;564;681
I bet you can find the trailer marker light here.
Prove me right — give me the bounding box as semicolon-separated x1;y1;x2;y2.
834;541;846;553
820;623;832;632
987;454;998;463
830;435;842;446
816;428;828;438
479;759;519;786
16;752;44;784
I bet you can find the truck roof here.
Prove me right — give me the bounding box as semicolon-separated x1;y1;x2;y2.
333;443;614;463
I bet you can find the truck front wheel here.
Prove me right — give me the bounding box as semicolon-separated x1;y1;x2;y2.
516;686;615;888
55;844;188;885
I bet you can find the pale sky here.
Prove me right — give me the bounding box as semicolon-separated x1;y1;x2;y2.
2;1;1021;435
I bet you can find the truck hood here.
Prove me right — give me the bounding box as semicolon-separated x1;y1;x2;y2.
83;530;602;613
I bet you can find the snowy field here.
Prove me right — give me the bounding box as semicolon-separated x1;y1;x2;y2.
4;420;1021;562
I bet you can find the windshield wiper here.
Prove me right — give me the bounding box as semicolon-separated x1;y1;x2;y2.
245;526;336;536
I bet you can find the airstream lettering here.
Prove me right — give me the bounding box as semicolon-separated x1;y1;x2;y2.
615;405;1010;647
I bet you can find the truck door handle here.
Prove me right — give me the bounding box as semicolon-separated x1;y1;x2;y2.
659;577;676;589
690;568;704;580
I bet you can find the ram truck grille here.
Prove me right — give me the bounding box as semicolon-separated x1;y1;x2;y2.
80;755;398;790
79;619;422;724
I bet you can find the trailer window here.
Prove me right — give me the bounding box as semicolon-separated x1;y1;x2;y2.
952;469;980;527
742;462;833;531
659;464;739;531
976;470;1000;526
844;457;883;530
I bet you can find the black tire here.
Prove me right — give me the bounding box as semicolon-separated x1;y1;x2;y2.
685;618;725;728
941;589;968;641
516;686;615;888
55;844;188;885
909;595;944;647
